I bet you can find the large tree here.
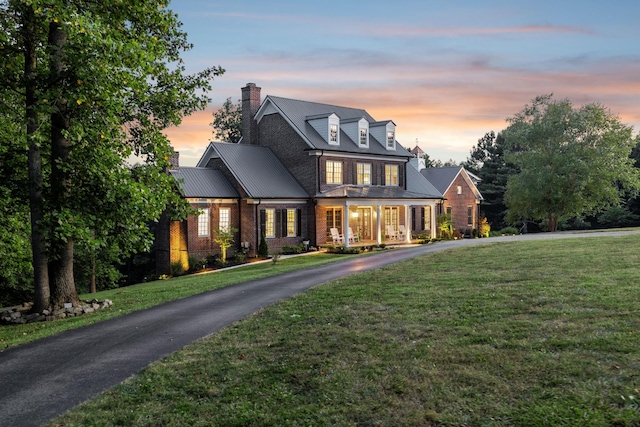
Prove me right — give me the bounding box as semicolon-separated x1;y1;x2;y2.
464;131;517;230
210;97;242;143
1;1;222;309
502;95;640;231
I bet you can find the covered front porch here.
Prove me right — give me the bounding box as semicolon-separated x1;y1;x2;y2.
317;198;437;247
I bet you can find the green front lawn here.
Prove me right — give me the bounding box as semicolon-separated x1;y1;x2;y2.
49;235;640;426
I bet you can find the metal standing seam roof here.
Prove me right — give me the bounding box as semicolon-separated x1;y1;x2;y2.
420;166;464;195
317;185;441;199
210;142;309;199
170;167;239;198
316;166;443;200
420;166;484;200
406;165;444;199
263;95;414;158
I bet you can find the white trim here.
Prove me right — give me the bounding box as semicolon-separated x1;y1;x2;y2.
246;199;308;205
186;198;238;204
316;198;439;207
307;150;410;162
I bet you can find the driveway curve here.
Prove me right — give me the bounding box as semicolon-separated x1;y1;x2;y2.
0;230;636;426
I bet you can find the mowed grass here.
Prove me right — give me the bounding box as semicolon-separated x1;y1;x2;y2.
49;236;640;426
0;253;349;349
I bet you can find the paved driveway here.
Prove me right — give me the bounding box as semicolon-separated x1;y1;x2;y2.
0;231;636;426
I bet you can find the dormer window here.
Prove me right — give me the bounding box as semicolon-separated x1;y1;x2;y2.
370;120;396;150
359;127;368;146
330;124;338;143
387;131;395;149
327;114;340;145
306;112;340;145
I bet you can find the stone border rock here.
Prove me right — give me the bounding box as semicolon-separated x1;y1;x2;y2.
1;299;113;325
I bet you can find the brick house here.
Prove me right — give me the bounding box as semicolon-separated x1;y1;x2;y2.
419;166;484;232
163;83;444;268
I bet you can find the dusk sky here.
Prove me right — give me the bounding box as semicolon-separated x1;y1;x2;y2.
165;0;640;166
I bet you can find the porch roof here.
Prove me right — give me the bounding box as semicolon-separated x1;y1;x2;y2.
170;167;239;198
209;143;310;199
316;185;437;200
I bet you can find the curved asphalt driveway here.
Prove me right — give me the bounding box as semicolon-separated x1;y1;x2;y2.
0;231;637;426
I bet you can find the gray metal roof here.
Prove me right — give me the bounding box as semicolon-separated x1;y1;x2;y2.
406;166;444;198
420;166;483;200
263;95;413;158
317;185;438;200
170;167;239;198
210;142;309;199
420;166;464;195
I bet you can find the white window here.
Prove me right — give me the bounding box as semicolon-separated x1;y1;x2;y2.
387;131;395;149
457;186;462;195
219;208;230;232
286;209;296;237
357;163;371;185
384;207;399;230
385;164;399;186
326;160;342;184
198;208;209;237
329;124;338;144
265;208;275;238
359;127;368;146
425;205;432;229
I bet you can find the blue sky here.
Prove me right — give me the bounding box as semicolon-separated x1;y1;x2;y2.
166;0;640;166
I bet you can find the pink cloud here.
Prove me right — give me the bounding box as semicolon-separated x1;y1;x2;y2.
167;52;640;166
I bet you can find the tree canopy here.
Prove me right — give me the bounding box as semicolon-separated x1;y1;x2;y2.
463;131;516;230
210;97;242;143
502;95;640;231
0;1;223;309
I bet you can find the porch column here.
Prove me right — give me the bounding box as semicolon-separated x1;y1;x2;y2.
343;202;350;247
430;202;437;239
376;204;382;245
404;204;411;243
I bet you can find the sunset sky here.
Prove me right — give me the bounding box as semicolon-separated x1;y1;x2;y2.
165;0;640;166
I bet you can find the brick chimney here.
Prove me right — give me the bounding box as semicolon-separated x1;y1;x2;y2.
241;83;261;144
168;151;179;170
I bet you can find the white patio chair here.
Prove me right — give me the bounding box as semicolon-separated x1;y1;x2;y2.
348;227;360;243
330;227;344;244
398;224;409;240
386;225;399;240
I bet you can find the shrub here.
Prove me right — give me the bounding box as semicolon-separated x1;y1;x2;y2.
170;261;185;276
281;244;305;255
478;216;491;238
214;227;238;264
437;213;454;239
206;253;220;267
258;233;269;257
498;226;518;235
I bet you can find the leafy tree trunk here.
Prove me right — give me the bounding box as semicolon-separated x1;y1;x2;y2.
48;21;79;307
23;6;50;312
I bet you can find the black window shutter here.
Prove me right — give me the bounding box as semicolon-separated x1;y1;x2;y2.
296;209;301;236
275;209;282;238
421;207;425;230
259;210;266;236
411;207;416;231
281;209;287;237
